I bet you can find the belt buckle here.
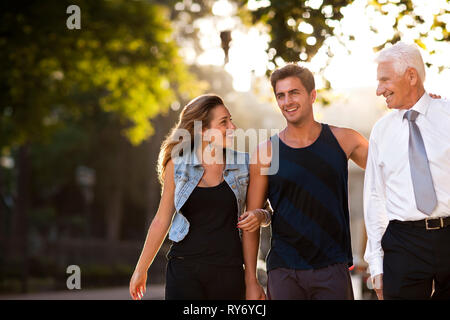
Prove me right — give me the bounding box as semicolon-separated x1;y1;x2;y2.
425;217;443;230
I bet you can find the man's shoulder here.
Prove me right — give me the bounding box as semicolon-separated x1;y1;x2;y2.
429;97;450;117
251;138;272;155
328;124;358;136
328;125;365;143
248;139;272;168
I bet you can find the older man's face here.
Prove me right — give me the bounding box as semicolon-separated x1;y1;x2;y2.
376;61;412;109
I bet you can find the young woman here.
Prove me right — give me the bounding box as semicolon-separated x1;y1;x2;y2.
129;94;271;300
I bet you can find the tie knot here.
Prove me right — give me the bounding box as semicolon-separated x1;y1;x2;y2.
404;109;419;122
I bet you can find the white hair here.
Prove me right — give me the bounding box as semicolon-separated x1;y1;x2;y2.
375;42;426;83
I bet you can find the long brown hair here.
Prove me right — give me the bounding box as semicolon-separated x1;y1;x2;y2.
157;94;224;184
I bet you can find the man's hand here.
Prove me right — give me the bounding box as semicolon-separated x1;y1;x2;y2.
245;280;267;300
372;274;383;300
429;93;441;99
238;209;268;232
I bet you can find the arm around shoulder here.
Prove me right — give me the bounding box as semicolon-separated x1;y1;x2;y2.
329;126;368;169
346;128;369;169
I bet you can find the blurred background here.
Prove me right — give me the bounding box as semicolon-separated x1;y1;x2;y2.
0;0;449;300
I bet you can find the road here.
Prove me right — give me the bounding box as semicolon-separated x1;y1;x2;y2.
1;275;368;300
0;284;165;300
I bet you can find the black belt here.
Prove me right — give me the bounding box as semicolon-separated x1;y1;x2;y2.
392;216;450;230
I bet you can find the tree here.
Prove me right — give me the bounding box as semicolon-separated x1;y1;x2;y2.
1;0;200;148
0;0;202;291
369;0;449;71
238;0;449;73
238;0;352;65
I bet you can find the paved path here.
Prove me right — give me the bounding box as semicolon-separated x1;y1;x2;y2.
0;284;165;300
1;275;367;300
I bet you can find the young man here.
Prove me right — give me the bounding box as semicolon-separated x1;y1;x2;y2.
363;42;450;300
242;64;368;300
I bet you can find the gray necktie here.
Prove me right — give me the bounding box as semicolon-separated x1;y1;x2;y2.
404;110;437;215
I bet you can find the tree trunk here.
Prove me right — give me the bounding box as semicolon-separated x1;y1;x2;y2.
105;181;124;242
105;134;126;243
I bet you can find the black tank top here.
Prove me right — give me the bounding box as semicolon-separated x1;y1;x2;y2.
167;180;243;267
267;123;353;271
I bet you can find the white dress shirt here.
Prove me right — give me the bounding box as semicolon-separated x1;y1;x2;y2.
363;92;450;277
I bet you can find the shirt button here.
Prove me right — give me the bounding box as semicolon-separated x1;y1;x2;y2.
232;184;236;189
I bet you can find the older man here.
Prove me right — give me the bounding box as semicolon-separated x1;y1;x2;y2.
364;42;450;300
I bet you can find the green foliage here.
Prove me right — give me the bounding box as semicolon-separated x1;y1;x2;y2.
239;0;353;65
238;0;449;73
0;0;201;151
369;0;450;52
30;121;91;192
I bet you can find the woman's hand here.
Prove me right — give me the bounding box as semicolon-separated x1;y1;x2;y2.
129;270;147;300
237;209;267;232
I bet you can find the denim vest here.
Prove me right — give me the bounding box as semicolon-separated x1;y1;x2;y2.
168;148;250;242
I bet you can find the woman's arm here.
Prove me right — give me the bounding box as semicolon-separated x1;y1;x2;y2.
129;160;176;300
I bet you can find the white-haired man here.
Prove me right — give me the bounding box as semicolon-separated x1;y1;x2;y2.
364;42;450;300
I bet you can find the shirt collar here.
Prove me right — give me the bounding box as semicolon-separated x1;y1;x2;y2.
400;92;430;119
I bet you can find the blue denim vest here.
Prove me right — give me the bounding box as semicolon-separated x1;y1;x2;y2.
168;148;250;242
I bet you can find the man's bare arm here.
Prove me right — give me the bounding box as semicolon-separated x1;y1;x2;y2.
348;129;368;169
242;141;271;300
330;126;369;169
